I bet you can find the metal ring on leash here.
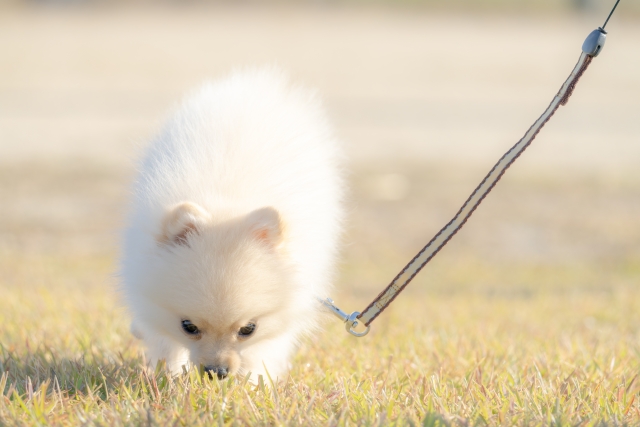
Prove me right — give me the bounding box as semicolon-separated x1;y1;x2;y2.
345;312;370;337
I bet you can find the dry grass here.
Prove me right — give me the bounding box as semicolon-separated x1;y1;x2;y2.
1;164;639;426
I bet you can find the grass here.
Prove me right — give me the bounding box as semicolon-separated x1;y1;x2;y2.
1;164;640;425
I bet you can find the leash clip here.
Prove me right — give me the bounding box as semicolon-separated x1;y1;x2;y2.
319;298;370;337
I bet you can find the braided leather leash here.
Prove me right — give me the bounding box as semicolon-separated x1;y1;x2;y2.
322;0;621;337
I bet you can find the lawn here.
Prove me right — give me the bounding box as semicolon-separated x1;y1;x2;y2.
1;164;639;426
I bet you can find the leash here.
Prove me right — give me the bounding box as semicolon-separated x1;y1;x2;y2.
321;0;622;337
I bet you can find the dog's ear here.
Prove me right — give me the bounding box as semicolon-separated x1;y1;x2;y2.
158;202;210;246
246;207;284;248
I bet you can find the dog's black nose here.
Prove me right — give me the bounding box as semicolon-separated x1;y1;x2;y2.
204;365;228;380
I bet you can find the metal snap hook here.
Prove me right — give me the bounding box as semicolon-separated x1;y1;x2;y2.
319;298;370;337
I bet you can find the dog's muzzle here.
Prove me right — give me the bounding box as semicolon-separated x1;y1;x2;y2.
204;365;228;380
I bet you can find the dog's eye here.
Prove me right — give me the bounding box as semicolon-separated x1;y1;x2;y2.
238;322;256;337
181;320;200;335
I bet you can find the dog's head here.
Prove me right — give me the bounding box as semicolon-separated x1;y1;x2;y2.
138;202;300;380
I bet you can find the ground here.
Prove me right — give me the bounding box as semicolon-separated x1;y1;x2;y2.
1;4;639;426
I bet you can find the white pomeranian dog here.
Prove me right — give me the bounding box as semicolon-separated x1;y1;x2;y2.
120;67;343;382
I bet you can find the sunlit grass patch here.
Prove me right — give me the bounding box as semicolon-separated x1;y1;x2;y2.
1;249;640;425
1;165;640;425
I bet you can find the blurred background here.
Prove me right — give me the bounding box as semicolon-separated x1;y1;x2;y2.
1;0;639;318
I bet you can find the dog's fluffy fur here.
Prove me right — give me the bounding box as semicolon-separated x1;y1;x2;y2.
120;67;343;381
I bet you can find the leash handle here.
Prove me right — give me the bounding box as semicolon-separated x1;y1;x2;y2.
322;0;621;336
